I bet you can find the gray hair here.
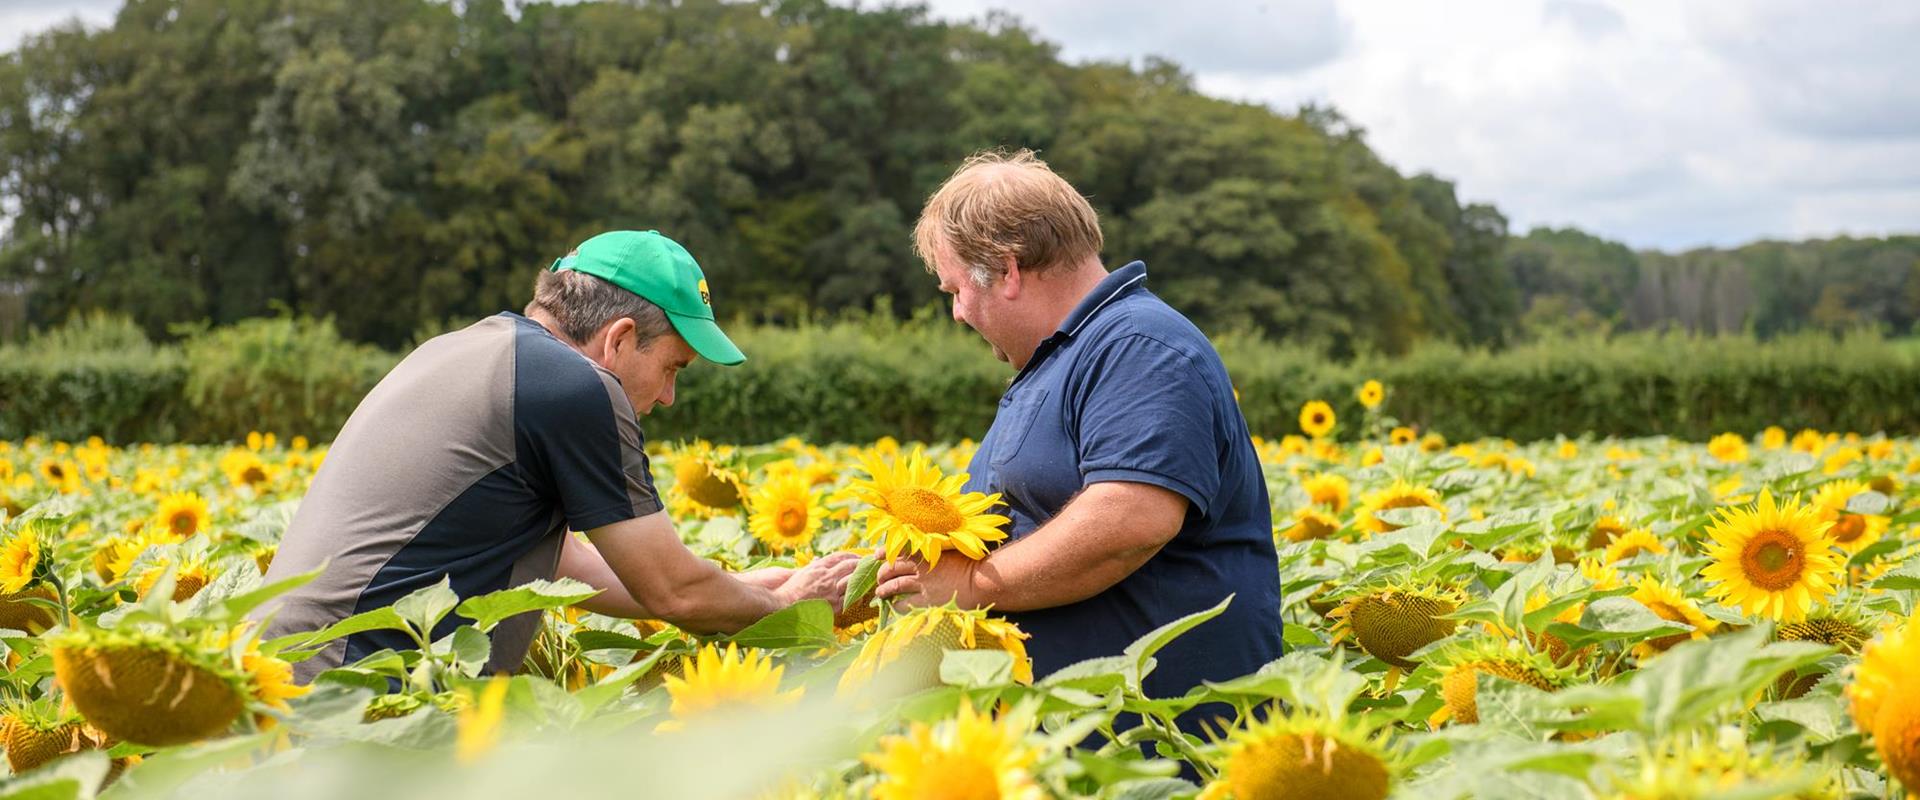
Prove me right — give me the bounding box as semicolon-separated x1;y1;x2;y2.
526;268;675;346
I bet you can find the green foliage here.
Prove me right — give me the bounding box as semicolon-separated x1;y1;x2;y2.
7;314;1920;444
0;313;189;442
175;316;393;441
0;0;1509;357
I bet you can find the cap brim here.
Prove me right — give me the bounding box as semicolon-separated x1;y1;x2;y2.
667;312;746;366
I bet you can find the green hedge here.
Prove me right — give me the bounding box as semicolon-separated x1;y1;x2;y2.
3;313;1918;445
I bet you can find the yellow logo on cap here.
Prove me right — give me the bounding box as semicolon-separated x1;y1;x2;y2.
698;279;710;305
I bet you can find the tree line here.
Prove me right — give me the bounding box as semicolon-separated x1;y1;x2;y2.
2;0;1915;354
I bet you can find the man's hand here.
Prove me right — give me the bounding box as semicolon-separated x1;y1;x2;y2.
772;552;862;613
875;555;979;609
735;566;795;591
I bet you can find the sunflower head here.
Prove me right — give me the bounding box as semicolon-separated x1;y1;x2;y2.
1774;605;1876;699
1810;479;1890;554
1585;515;1632;552
1389;426;1417;446
0;527;44;594
1699;491;1844;622
1603;527;1669;564
1594;736;1833;800
1629;577;1717;659
838;605;1031;696
1206;709;1395;800
1707;432;1749;464
1431;638;1572;726
862;701;1044;800
151;491;211;542
1299;401;1337;439
659;642;801;729
1356;380;1384;410
1282;507;1343;543
1356;480;1447;534
1852;620;1920;797
219;450;272;490
1301;472;1351;513
49;626;249;746
1328;583;1466;669
745;472;825;554
851;447;1009;567
671;440;747;512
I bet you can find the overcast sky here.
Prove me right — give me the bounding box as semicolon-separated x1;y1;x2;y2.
5;0;1916;251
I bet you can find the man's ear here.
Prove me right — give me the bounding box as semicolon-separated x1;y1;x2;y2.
999;255;1022;301
602;316;638;358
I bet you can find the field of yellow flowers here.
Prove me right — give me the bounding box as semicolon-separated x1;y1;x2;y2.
0;386;1918;800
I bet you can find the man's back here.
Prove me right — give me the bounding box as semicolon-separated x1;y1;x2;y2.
259;313;661;682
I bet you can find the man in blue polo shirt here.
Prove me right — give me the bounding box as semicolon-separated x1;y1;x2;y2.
877;151;1282;729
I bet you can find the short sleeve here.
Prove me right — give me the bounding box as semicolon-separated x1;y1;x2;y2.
518;365;663;531
1071;334;1222;518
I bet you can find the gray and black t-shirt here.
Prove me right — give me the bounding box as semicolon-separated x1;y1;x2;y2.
257;312;662;682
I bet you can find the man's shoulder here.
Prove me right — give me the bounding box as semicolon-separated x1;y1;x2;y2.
1078;290;1217;365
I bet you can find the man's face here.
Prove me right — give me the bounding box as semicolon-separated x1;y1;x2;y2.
594;322;696;416
932;241;1020;366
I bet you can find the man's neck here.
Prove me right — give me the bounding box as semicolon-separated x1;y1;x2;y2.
1030;260;1112;337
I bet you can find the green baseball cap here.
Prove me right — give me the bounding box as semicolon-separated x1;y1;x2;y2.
549;230;746;366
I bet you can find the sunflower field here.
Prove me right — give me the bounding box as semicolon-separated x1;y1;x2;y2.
1;392;1919;800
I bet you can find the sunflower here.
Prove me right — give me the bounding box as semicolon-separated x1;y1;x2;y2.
0;529;41;594
1584;515;1631;551
659;643;801;730
850;447;1009;567
1603;528;1668;564
1389;426;1417;446
1579;557;1624;592
220;450;272;490
1356;480;1447;534
1356;380;1384;410
1850;616;1920;794
745;473;825;554
1760;426;1787;450
1702;432;1748;464
1206;709;1394;800
1431;639;1570;726
1328;584;1464;670
1699;491;1844;622
1299;401;1336;439
237;627;310;713
1811;479;1890;555
50;627;248;746
671;440;747;513
838;605;1031;695
136;554;215;602
1790;429;1826;455
1630;577;1716;659
1774;605;1874;699
152;491;210;541
863;701;1044;800
1283;507;1342;543
1595;736;1832;800
1301;472;1351;512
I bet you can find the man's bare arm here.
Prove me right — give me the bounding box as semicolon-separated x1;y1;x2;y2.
573;512;856;633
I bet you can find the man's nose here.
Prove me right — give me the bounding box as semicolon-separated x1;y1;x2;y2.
658;376;676;408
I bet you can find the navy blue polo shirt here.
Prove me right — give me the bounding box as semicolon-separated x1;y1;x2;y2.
964;261;1282;706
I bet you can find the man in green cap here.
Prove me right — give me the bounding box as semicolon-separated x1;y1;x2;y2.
257;230;858;683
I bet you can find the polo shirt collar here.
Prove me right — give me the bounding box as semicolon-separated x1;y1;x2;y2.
1055;261;1148;340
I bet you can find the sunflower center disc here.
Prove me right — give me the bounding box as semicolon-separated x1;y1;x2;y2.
1830;514;1866;544
776;504;808;537
170;513;195;537
1742;529;1804;590
888;488;963;533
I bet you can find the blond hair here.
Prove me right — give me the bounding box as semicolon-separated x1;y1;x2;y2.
913;149;1103;286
